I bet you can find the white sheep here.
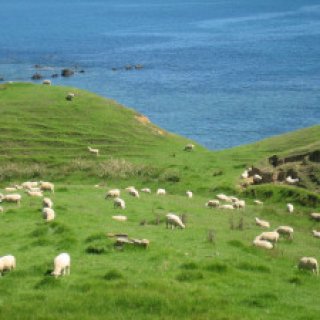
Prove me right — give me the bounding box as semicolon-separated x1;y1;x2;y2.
253;236;273;250
241;170;249;179
0;255;16;275
233;200;245;209
259;231;279;243
43;197;53;208
88;146;99;156
141;188;151;193
128;189;139;198
219;204;234;210
22;181;38;189
105;189;120;199
230;196;239;203
312;230;320;238
254;200;263;205
42;79;51;85
66;92;75;101
28;187;41;192
287;203;294;214
0;193;22;205
186;191;193;199
125;186;135;192
310;213;320;221
51;253;71;278
42;207;55;222
298;257;318;275
255;217;270;228
40;181;54;193
114;197;125;209
166;213;185;229
27;190;43;197
4;187;17;192
206;199;220;208
184;144;195;151
112;215;127;222
286;176;299;184
157;188;166;196
253;174;263;183
276;226;294;239
216;194;231;202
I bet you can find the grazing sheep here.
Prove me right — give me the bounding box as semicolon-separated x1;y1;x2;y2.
311;213;320;221
184;144;195;151
233;200;245;209
42;208;55;222
216;194;231;202
66;92;75;101
51;253;71;278
128;189;140;198
298;257;318;275
112;215;127;222
27;190;43;197
254;200;263;205
157;188;166;196
88;146;99;156
287;203;294;214
125;186;135;192
0;255;16;275
241;170;249;179
276;226;294;239
114;197;125;209
28;187;41;192
166;213;185;229
230;197;239;203
206;199;220;208
22;181;38;189
186;191;193;199
255;217;270;228
105;189;120;198
286;176;299;184
40;182;54;193
253;236;273;250
0;193;22;205
312;230;320;238
259;231;279;243
253;174;263;183
42;79;51;85
141;188;151;193
43;197;53;208
4;187;17;192
219;204;234;210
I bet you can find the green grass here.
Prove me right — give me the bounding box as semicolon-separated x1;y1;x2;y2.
0;82;320;319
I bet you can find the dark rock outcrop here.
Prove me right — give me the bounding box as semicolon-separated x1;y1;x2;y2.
61;69;74;77
31;73;43;80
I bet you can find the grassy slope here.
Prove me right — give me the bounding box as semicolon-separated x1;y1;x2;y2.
0;83;320;319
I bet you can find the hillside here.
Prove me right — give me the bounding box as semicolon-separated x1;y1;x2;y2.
1;83;320;319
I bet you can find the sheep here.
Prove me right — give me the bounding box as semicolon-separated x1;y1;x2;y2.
287;203;294;214
28;187;41;192
206;199;220;208
166;213;185;229
141;188;151;193
310;213;320;221
255;217;270;228
51;253;71;278
128;189;140;198
298;257;318;275
219;204;234;210
312;230;320;238
253;236;273;250
42;207;55;221
258;231;279;243
156;188;166;196
27;190;43;197
276;226;294;239
230;196;239;203
4;187;17;192
112;215;127;222
40;181;54;193
233;200;245;209
216;194;231;202
88;146;99;156
241;170;249;179
184;144;195;151
286;176;299;184
125;186;136;192
105;189;120;199
43;197;53;208
253;174;263;183
254;200;263;205
0;193;22;205
0;255;16;275
114;197;125;209
66;92;75;101
186;191;193;199
42;79;51;85
22;181;38;189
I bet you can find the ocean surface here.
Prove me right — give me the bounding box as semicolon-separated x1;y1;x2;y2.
0;0;319;149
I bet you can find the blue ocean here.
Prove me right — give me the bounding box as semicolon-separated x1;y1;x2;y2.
0;0;319;149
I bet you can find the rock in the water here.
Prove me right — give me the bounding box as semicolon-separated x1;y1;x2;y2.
135;64;144;70
61;69;74;77
31;73;43;80
51;73;59;78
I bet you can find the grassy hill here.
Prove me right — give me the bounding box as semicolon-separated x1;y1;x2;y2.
0;83;320;319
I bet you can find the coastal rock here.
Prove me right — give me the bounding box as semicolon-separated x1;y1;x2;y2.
31;73;43;80
61;69;74;77
135;64;144;70
51;73;59;78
